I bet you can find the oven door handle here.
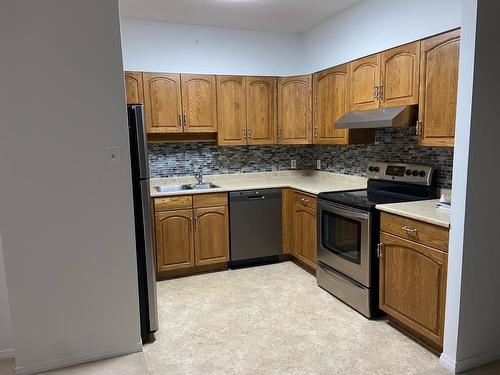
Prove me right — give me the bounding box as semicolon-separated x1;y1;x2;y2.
319;202;369;221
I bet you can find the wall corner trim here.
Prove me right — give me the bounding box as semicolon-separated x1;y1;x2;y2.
0;348;15;360
440;347;500;374
14;342;143;375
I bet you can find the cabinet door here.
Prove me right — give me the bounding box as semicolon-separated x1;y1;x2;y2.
181;74;217;133
143;72;182;133
216;76;247;146
124;71;144;104
313;65;349;144
379;232;447;348
418;29;460;147
278;75;313;145
380;42;420;108
155;210;194;272
349;54;381;111
245;77;277;145
293;203;317;269
194;206;229;266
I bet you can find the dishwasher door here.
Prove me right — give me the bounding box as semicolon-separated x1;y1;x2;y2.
229;189;282;265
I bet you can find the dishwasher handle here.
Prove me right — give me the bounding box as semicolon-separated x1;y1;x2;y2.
248;195;266;200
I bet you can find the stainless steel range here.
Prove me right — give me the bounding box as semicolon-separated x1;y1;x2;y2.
316;162;436;318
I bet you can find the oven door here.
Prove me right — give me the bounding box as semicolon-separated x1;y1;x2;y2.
317;200;371;287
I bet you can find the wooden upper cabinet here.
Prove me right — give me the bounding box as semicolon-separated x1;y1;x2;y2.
124;71;144;104
194;206;230;266
379;232;447;349
181;74;217;133
278;75;313;144
349;54;380;111
246;77;277;145
380;42;420;108
143;72;182;133
418;29;460;147
155;209;194;272
216;76;247;146
313;65;349;144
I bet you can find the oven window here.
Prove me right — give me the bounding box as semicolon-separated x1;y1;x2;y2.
321;211;361;264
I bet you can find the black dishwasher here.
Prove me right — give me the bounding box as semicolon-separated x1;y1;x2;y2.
229;189;282;268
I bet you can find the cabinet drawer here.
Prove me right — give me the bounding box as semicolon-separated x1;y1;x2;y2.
154;195;193;211
193;193;228;208
380;212;449;252
294;191;317;209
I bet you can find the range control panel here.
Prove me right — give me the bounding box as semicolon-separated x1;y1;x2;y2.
366;162;434;186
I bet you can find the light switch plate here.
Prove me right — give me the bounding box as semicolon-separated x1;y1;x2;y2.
290;159;297;169
106;146;120;165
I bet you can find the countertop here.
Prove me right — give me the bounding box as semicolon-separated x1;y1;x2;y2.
376;199;451;228
150;170;367;198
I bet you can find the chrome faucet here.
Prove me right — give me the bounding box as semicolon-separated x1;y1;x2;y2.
194;170;203;185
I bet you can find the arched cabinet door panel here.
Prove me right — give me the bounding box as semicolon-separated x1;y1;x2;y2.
380;41;420;108
349;54;380;111
418;29;460;147
278;75;313;145
155;210;194;272
217;76;247;146
246;76;277;145
379;232;447;348
181;74;217;133
124;71;144;104
194;206;229;266
143;72;182;133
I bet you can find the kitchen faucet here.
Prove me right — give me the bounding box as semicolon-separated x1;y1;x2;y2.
194;170;203;185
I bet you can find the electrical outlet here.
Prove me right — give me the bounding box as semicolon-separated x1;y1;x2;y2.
106;146;120;165
316;159;321;170
290;160;297;169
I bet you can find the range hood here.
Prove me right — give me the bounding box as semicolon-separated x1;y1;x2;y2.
335;105;417;129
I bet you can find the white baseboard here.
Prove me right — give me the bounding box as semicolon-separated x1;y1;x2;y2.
0;348;15;360
14;341;142;375
440;347;500;373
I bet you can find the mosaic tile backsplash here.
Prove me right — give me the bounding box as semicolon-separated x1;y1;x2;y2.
148;127;454;189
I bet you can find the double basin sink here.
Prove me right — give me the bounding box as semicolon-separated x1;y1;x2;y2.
154;182;220;193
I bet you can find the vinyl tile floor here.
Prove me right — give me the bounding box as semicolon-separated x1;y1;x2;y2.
2;262;500;375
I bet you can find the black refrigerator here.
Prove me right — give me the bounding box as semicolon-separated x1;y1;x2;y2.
127;104;158;343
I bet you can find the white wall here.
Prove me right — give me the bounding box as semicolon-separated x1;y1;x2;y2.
120;19;303;76
0;237;13;359
301;0;462;73
0;0;141;374
441;0;500;372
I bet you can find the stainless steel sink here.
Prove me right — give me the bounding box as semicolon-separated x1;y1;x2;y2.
191;183;220;190
154;184;193;192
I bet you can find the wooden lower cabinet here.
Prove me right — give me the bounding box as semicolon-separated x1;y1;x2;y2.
293;196;317;270
155;209;194;272
154;193;229;276
379;231;448;350
194;206;230;266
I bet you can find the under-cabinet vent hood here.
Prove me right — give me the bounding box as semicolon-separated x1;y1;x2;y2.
335;105;416;129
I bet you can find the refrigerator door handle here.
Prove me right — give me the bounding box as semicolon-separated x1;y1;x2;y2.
131;105;150;179
140;179;158;332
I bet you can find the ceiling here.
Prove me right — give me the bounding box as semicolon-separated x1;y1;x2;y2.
119;0;365;33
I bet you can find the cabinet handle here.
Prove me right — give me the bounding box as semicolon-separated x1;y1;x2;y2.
378;86;384;100
278;128;283;140
314;127;318;137
301;198;309;204
183;114;187;127
401;225;418;234
377;243;384;258
178;114;182;127
415;121;422;136
194;216;198;230
373;86;379;100
243;128;247;139
247;128;252;139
